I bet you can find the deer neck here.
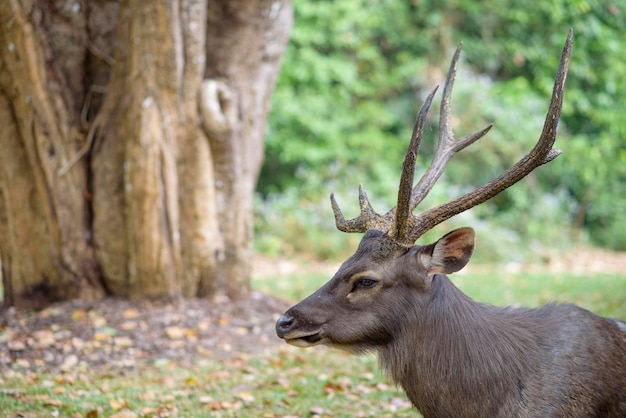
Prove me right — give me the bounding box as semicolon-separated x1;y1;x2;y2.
378;274;538;413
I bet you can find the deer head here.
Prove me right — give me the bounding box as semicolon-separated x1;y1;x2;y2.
276;31;572;354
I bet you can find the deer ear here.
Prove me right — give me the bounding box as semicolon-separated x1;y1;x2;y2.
421;227;475;275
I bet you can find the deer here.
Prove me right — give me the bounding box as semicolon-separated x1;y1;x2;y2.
275;30;626;417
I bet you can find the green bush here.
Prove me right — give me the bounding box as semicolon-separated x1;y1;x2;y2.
257;0;626;259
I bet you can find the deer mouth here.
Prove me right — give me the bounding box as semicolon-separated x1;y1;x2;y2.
284;331;324;347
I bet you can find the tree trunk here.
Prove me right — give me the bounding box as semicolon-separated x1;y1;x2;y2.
0;0;292;308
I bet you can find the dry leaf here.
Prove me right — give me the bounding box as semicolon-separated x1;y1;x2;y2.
196;346;213;356
119;321;137;331
165;326;186;339
8;340;26;351
72;309;86;321
92;316;107;327
33;330;55;348
109;398;127;410
122;308;140;319
109;411;138;418
310;406;326;415
113;336;133;348
71;337;85;350
93;333;111;342
236;391;255;403
198;395;214;404
60;354;79;371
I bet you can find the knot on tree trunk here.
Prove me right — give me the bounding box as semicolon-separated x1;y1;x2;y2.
199;79;236;138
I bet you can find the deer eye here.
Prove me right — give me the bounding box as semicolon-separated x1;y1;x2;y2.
354;277;378;290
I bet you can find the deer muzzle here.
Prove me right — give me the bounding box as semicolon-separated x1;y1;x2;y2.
276;313;324;347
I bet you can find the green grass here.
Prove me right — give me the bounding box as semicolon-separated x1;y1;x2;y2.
1;266;624;416
254;271;333;303
0;349;414;417
255;267;626;319
453;271;626;319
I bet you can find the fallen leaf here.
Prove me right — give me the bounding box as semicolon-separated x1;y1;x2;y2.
92;316;107;327
196;346;213;356
72;337;85;350
114;336;133;348
236;391;255;403
122;308;140;319
60;354;79;371
15;359;30;368
141;391;155;401
165;326;186;339
72;309;87;321
109;411;137;418
198;395;214;404
8;340;26;351
218;342;232;352
119;321;137;331
93;333;111;342
33;330;55;348
375;382;390;391
109;398;127;410
310;406;326;415
40;307;62;318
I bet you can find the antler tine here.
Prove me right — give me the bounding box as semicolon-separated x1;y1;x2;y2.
331;185;387;233
409;43;493;212
392;86;438;243
405;29;573;243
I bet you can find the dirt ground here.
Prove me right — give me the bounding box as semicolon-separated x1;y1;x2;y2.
0;291;289;373
1;247;625;373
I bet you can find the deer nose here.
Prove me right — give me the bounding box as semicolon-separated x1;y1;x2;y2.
276;313;295;339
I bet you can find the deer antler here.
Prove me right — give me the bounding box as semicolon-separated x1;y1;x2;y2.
331;30;572;247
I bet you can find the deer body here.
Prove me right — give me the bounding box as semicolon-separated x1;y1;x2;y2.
278;229;626;417
276;31;626;416
381;273;626;417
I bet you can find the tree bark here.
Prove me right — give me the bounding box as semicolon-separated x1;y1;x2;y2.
0;0;292;308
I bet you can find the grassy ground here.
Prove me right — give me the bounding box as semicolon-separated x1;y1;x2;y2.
0;347;414;417
1;263;625;417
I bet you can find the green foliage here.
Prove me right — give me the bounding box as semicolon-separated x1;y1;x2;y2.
454;0;626;250
258;0;626;258
261;1;426;199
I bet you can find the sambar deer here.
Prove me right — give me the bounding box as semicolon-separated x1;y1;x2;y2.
276;30;626;417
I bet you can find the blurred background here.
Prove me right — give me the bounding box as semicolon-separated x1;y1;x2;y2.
255;0;626;265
